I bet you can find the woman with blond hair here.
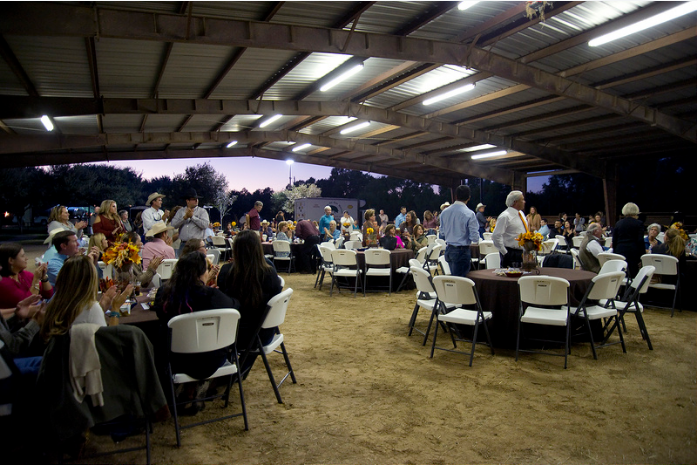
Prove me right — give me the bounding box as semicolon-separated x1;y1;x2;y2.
651;228;686;284
47;205;87;239
526;207;541;232
422;210;438;235
92;200;125;243
88;233;108;259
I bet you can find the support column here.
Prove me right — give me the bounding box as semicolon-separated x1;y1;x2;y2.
603;162;618;227
512;171;527;193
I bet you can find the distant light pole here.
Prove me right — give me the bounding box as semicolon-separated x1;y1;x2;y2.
286;159;294;187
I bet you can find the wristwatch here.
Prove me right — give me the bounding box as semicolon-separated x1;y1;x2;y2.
41;276;49;283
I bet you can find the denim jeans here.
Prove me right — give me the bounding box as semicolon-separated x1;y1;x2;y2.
445;246;472;278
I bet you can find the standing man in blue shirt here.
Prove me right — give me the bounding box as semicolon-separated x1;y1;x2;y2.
394;207;407;230
439;185;480;277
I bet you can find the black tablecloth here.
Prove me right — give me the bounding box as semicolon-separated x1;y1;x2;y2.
467;268;596;348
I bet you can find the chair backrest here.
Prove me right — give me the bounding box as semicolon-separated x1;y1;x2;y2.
97;260;115;279
414;247;429;264
263;288;293;329
331;249;358;267
344;240;361;250
598;252;625;266
598;259;627;275
364;248;391;266
657;232;665;242
410;266;435;294
541;239;558;254
168;308;241;353
570;249;583;269
318;245;334;264
408;258;421;268
572;235;583;248
587;271;625;301
323;241;336;250
432;275;478;307
482;232;493;240
629;265;655;295
437;255;451;275
604;237;613;248
435;238;446;247
479;240;497;255
273;240;291;254
206;254;216;264
640;254;678;276
211;235;227;246
556;236;567;247
349;231;362;241
278;275;285;288
485;252;501;269
334;236;344;249
518;276;570;306
157;258;178;280
427;244;443;261
426;234;437;245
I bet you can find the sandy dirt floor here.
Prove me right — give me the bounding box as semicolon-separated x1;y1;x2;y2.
19;245;697;464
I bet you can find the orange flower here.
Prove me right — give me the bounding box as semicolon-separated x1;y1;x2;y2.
103;241;142;267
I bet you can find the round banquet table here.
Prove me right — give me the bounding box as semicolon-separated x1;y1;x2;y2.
355;248;414;291
262;241;304;257
467;267;596;349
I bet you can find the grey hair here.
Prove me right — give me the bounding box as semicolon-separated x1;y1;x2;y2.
254;201;263;207
587;223;602;234
329;220;336;226
647;223;661;233
505;190;524;208
621;202;640;217
325;206;332;211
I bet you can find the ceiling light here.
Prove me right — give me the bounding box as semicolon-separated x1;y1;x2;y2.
292;143;312;152
286;159;294;166
471;150;507;160
423;84;475;106
458;1;480;11
589;2;697;47
460;144;496;152
259;114;283;128
320;64;364;92
226;140;238;148
340;121;371;135
40;115;54;131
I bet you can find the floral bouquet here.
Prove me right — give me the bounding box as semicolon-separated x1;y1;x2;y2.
365;227;378;247
516;231;545;251
670;222;689;241
103;241;142;268
212;221;221;228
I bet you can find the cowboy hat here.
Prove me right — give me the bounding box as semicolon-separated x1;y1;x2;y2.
476;203;486;210
147;192;166;206
440;202;450;211
182;188;202;199
145;222;174;237
261;219;269;225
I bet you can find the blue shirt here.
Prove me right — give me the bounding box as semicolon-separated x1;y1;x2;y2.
47;253;69;287
318;214;334;238
439;201;479;247
394;213;407;228
538;224;550;240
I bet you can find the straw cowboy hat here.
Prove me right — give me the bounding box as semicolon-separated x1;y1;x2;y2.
43;228;62;245
440;202;450;211
261;220;269;225
476;203;486;210
147;192;166;206
145;222;174;237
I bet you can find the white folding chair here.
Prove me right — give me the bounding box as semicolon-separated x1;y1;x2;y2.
425;244;443;275
604;236;613;248
211;235;230;261
426;234;437;245
363;248;392;296
156;258;178;280
482;232;493;240
476;241;497;269
598;252;625;267
430;276;494;366
437;255;451;275
272;240;294;274
598;259;627;275
408;266;445;345
641;254;680;316
167;309;248;446
322;241;336;250
539;239;558;256
395;258;422;292
349;231;362;242
570;249;583;270
572;235;583;248
343;240;361;250
601;266;655;350
97;260;115;279
206;253;217;265
251;288;297;404
315;245;334;290
334;236;344;249
435;238;446;247
329;249;363;297
484;252;501;270
516;276;571;369
569;271;626;359
556;235;568;251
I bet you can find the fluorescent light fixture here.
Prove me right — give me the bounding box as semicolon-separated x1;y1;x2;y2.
461;144;496;152
286;159;294;166
589;2;697;47
471;150;507;160
458;1;480;11
292;143;312;152
340;121;371;135
320;63;364;92
423;83;475;106
259;114;283;128
226;140;238;148
40;115;54;131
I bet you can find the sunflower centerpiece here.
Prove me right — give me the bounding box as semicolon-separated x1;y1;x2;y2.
516;231;544;272
365;227;378;248
102;240;142;288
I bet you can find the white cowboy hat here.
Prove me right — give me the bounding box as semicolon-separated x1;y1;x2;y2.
145;222;174;237
476;203;486;210
147;192;166;206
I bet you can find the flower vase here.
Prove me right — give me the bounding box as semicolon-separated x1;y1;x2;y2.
366;234;378;248
522;242;539;273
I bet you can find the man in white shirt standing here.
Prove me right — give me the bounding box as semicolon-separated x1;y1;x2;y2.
492;190;529;268
142;192;169;236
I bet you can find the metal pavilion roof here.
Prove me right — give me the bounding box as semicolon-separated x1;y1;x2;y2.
0;0;694;191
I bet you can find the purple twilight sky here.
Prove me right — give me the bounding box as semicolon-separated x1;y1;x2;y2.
92;156;548;194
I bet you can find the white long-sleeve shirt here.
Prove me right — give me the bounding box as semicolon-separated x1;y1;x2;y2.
142;207;165;234
492;207;529;255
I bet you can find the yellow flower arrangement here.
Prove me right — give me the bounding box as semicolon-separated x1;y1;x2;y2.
231;221;236;227
516;231;545;251
342;221;350;228
102;241;142;268
366;227;374;235
670;222;689;241
212;222;221;228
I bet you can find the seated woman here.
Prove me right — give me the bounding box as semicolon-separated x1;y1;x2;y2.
378;224;404;251
152;251;238;381
275;221;292;258
92;200;125;243
47;205;87;240
323;220;341;243
0;243;53;313
651;228;686;285
181;238;220;286
406;224;429;253
261;220;274;239
113;231;162;288
422;210;438;235
562;220;576;242
88;233;109;261
217;230;282;373
645;223;662;253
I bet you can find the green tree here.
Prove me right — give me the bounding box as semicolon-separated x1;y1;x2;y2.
0;167;48;231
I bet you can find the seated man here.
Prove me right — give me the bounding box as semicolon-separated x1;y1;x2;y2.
47;231;80;287
142;222;176;269
548;219;563;239
579;223;605;273
538;218;550;240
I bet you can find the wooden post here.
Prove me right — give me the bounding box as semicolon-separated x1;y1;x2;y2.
512;171;527;193
603;162;618;227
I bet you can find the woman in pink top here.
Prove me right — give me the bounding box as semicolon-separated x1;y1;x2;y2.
0;242;53;312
